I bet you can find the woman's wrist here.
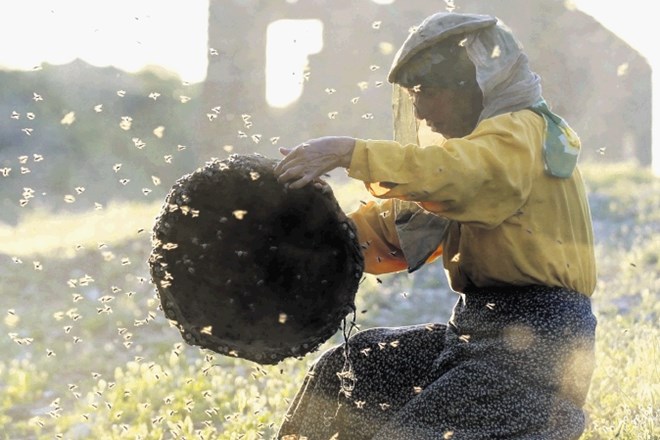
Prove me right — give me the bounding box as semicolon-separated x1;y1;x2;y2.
334;136;356;168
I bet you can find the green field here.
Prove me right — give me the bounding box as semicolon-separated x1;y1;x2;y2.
1;163;658;439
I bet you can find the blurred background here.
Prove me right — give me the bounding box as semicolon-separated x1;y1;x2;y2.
1;1;658;439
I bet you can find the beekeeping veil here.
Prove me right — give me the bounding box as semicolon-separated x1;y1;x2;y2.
388;12;581;272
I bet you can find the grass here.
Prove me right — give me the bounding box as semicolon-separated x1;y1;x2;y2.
0;201;162;258
0;162;658;439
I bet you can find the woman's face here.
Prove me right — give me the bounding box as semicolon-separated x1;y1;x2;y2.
407;84;483;139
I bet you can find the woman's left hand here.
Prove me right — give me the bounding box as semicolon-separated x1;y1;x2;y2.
273;136;356;189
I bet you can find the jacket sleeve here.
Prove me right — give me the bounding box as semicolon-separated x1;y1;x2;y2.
347;199;408;275
347;112;540;229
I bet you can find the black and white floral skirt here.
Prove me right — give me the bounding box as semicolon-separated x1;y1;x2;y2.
277;285;596;440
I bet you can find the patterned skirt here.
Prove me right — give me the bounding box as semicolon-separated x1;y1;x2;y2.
277;285;596;440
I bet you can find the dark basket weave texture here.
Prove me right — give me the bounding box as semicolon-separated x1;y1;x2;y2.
149;154;364;364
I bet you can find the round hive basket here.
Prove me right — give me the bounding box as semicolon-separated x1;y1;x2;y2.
149;154;364;364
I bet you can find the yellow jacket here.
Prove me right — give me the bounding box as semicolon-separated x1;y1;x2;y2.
347;110;597;296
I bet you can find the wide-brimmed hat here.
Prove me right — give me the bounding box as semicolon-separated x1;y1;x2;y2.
149;154;364;364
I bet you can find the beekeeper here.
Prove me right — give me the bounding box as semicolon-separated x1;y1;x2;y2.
274;11;597;440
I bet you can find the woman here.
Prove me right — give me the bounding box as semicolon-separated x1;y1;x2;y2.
274;12;597;440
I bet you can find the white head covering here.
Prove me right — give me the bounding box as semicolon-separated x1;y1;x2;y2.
389;12;542;122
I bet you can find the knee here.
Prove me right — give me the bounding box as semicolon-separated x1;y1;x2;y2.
347;327;383;348
312;327;382;372
312;342;347;371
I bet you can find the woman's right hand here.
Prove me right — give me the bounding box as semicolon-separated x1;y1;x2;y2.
273;136;356;189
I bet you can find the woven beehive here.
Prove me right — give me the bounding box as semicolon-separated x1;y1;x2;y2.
149;154;364;364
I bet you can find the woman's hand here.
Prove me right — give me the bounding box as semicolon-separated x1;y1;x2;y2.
273;136;356;189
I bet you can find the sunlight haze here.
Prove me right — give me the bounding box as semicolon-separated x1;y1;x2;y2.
0;0;209;83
